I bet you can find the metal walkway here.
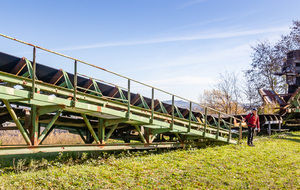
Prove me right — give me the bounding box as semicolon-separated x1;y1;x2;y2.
0;33;241;155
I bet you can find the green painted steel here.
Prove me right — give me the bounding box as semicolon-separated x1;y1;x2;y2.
0;143;185;156
135;125;147;143
38;110;62;144
82;114;100;144
30;105;39;145
0;33;243;156
2;100;32;145
105;124;118;142
0;82;236;144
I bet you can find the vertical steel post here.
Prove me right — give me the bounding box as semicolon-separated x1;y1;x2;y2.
227;117;232;143
73;60;77;107
30;105;39;146
216;112;220;139
279;121;281;132
31;46;36;98
127;79;130;120
30;47;38;145
98;118;105;144
151;88;154;123
188;101;192;133
203;107;207;137
171;95;174;130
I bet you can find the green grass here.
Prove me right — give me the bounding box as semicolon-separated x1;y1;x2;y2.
0;132;300;189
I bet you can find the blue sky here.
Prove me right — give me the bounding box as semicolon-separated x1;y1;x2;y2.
0;0;299;102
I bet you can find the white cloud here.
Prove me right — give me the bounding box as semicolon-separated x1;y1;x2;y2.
143;76;217;86
55;26;289;52
121;42;253;74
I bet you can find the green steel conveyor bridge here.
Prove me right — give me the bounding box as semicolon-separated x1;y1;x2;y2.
0;34;243;155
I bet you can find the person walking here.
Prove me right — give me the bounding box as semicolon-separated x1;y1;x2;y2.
244;108;260;146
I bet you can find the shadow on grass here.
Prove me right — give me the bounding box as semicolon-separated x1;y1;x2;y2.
275;137;300;143
274;132;300;143
283;132;300;138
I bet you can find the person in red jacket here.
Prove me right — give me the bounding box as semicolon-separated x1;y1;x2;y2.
243;108;260;146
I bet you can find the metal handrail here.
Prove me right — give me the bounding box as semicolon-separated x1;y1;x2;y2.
0;33;243;143
0;33;242;120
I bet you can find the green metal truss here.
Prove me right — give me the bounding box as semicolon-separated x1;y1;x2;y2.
0;72;237;146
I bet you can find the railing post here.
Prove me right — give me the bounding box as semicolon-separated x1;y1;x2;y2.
238;121;243;144
73;60;77;107
151;88;154;124
127;79;130;120
216;112;220;139
227;117;232;143
203;107;207;137
188;101;192;133
171;95;174;130
31;46;36;98
98;118;105;144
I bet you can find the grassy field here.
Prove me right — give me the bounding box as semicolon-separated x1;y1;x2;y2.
0;132;299;189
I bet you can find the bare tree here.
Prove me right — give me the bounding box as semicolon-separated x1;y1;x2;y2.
199;70;244;114
244;20;300;105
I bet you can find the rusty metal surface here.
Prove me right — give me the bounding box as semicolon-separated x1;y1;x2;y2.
0;33;241;150
258;89;287;106
0;142;185;156
0;51;236;125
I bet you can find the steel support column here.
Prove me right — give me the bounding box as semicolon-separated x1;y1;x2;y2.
3;100;32;145
174;133;182;143
135;125;147;143
188;101;192;133
216;112;220;140
203;107;207;137
105;124;118;142
39;127;55;145
30;105;39;145
98;118;105;144
144;127;153;143
81;114;100;144
76;129;87;143
127;79;130;120
38;110;62;144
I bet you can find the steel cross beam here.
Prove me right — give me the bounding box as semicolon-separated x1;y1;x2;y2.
37;110;62;144
2;100;32;145
81;114;100;144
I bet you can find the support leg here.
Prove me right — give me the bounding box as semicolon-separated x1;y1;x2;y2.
3;100;32;145
105;124;118;142
30;105;39;146
144;127;153;143
76;129;87;143
135;125;147;143
38;110;62;145
81;114;100;144
39;126;55;145
98;118;105;144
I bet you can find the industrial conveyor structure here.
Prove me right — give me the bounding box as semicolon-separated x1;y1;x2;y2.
0;34;242;155
259;50;300;132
